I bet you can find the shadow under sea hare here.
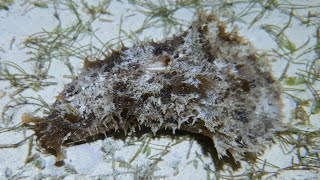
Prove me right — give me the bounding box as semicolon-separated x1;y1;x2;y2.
22;14;283;162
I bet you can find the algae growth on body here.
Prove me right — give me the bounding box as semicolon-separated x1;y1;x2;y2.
22;15;283;162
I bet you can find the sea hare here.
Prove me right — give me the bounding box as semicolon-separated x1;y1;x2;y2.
23;15;282;162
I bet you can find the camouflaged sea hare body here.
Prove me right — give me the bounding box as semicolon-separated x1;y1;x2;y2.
23;15;283;161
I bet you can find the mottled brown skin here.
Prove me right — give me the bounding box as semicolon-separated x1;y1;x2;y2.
22;15;282;162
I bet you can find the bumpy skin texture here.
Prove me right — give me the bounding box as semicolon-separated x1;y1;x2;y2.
23;15;282;161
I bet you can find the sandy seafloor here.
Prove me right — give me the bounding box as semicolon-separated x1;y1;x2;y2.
0;0;319;179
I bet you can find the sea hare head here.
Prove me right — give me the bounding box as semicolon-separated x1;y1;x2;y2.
22;113;67;161
23;15;283;162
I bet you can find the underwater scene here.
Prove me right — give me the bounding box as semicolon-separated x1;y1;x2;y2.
0;0;319;179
